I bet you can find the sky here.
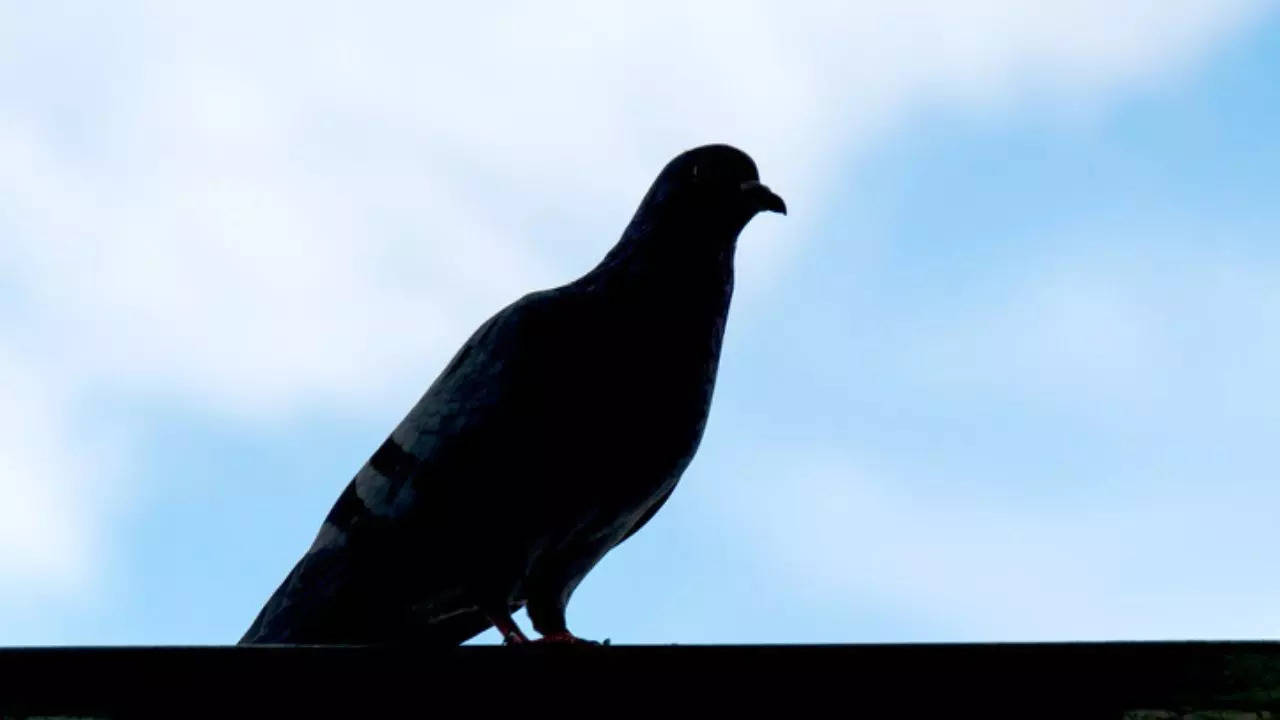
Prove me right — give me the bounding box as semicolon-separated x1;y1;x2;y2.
2;1;1279;646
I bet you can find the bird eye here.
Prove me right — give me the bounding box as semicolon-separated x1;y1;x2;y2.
691;164;699;179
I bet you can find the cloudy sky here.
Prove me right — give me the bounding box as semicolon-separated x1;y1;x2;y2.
3;1;1279;646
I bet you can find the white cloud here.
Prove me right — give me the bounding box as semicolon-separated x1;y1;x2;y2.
0;1;1271;604
881;241;1280;428
887;265;1174;417
5;1;1268;414
725;452;1280;640
0;351;122;600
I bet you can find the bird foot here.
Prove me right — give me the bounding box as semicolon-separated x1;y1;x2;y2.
500;628;530;645
486;612;530;645
532;631;599;645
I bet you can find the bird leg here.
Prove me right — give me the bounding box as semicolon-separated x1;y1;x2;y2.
526;601;597;644
484;611;530;645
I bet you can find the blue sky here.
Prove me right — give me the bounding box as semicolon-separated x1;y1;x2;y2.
3;2;1279;645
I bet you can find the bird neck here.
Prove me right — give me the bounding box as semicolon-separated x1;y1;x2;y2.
579;226;738;311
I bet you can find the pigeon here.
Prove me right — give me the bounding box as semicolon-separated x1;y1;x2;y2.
240;144;785;646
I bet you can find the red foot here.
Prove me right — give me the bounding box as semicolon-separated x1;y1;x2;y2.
532;631;598;645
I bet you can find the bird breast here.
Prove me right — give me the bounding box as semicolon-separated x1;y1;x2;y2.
560;288;729;477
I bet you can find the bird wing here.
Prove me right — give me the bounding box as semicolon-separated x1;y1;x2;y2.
241;289;562;644
361;288;556;518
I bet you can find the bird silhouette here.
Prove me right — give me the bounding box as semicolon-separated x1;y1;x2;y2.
240;144;785;645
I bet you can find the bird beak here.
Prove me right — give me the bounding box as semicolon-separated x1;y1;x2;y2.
740;180;787;215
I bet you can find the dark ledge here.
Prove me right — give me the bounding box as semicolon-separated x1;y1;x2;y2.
2;642;1279;717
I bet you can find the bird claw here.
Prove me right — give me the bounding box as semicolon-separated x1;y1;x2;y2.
532;631;599;645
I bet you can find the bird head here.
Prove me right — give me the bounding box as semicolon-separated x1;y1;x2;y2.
641;144;786;238
595;144;785;276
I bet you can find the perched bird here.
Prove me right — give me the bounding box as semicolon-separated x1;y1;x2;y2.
240;144;785;646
